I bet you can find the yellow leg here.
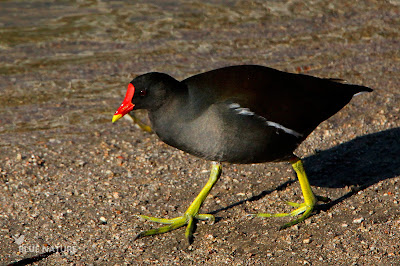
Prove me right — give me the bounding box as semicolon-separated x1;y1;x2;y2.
255;157;330;230
135;162;222;243
126;113;153;133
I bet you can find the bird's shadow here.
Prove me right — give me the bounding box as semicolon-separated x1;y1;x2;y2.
213;127;400;215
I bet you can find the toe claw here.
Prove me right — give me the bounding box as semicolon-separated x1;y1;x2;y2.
134;213;214;241
254;197;322;229
134;231;146;241
247;214;257;218
185;216;195;244
195;214;215;223
135;214;144;220
279;221;295;231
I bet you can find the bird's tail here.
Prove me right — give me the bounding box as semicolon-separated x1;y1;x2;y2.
329;78;373;95
348;84;373;97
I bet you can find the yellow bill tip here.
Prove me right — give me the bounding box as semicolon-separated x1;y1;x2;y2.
112;114;123;123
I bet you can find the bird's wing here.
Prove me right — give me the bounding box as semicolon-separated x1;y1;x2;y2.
183;65;367;135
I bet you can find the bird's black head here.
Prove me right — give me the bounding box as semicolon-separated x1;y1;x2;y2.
112;72;179;123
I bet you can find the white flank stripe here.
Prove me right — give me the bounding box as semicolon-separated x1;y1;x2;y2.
228;102;303;138
228;103;240;109
237;108;254;115
266;121;303;138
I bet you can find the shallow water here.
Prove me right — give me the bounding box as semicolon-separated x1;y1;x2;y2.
0;0;399;141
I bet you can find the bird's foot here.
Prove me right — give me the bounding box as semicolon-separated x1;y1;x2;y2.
127;113;152;133
134;162;222;244
135;212;214;244
253;195;330;230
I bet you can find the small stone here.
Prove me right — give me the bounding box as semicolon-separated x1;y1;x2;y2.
99;216;107;224
353;218;364;224
76;160;86;167
303;238;311;244
341;223;348;227
205;234;214;240
16;154;22;160
105;170;113;176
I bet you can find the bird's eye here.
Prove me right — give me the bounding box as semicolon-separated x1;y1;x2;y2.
140;89;147;97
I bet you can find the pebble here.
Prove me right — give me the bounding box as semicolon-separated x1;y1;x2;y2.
76;160;87;167
99;216;107;224
205;234;214;240
105;170;113;176
353;217;364;224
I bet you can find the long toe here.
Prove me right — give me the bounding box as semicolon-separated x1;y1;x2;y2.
134;218;187;239
136;214;183;224
134;213;215;243
279;206;314;230
253;193;330;229
134;163;221;243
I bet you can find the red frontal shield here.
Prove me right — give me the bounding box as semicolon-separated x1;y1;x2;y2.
112;83;135;123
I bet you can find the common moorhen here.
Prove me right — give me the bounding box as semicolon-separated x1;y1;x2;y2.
112;65;372;243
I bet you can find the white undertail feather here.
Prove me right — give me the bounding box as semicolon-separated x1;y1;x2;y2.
236;108;254;115
353;91;367;97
